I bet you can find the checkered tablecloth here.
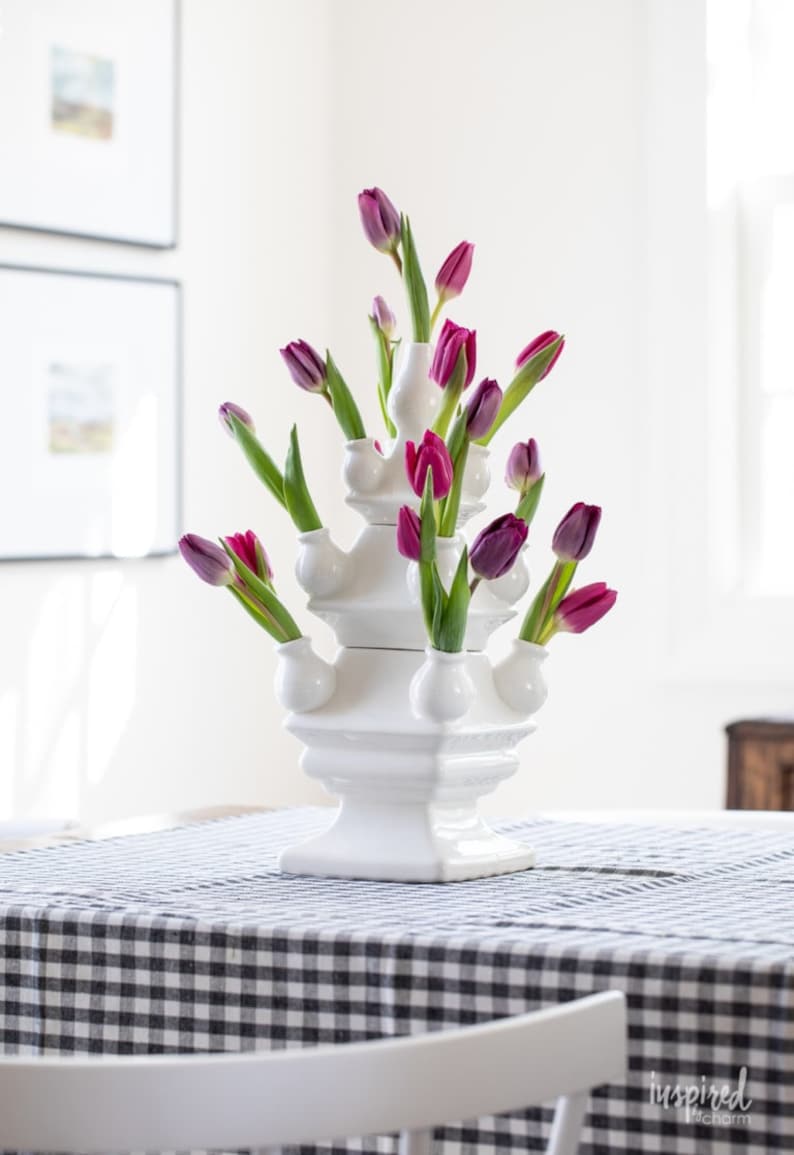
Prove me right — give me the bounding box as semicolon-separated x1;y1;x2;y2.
0;809;792;1154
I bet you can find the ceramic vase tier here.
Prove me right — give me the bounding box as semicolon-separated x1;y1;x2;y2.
277;342;546;883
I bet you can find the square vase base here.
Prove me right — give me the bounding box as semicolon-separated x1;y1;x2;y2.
278;800;536;883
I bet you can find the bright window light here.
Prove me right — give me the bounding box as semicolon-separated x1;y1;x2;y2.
708;0;794;595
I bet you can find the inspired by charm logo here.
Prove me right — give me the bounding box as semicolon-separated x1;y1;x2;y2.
649;1068;753;1127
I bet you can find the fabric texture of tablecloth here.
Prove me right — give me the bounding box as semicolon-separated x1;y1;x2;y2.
0;809;792;1155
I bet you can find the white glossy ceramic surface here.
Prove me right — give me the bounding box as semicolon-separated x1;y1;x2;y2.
277;341;547;883
274;637;336;714
280;648;539;881
309;526;513;651
345;343;487;527
295;528;350;599
492;640;549;716
488;545;531;605
410;647;475;723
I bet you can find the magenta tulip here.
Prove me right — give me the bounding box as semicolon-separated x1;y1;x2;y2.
516;330;565;378
371;295;396;337
466;378;502;440
224;530;273;582
405;430;454;500
358;187;401;253
556;582;617;634
396;506;422;561
218;402;254;437
280;340;327;393
470;514;528;580
552;502;602;562
430;319;477;390
435;241;474;301
179;534;235;587
505;439;542;494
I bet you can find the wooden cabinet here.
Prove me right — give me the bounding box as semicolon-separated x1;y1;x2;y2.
726;719;794;810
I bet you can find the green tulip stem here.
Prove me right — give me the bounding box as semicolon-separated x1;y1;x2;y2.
284;425;323;533
227;414;286;510
429;295;444;334
536;615;560;648
229;584;286;642
438;439;469;538
477;335;564;446
519;559;577;643
433;383;462;442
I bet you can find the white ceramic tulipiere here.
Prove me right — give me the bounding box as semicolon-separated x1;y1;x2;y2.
276;342;548;883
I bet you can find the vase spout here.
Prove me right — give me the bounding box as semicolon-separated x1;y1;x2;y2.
295;527;351;599
274;637;336;714
492;640;549;716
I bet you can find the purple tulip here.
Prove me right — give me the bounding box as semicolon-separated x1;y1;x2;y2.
466;378;502;440
505;439;542;494
552;502;602;562
396;506;422;561
556;582;617;634
358;187;401;253
371;295;396;337
470;513;529;580
224;530;273;582
280;339;327;393
179;534;235;587
430;319;477;390
516;330;565;378
218;402;254;437
435;241;474;301
405;430;454;500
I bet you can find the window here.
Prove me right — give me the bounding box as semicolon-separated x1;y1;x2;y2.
708;0;794;595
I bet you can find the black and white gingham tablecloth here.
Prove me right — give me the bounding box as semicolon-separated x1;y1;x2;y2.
0;809;792;1154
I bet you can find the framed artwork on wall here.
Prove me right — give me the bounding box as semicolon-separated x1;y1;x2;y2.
0;266;181;560
0;0;178;247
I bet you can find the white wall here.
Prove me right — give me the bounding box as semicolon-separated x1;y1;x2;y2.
3;0;786;824
0;0;333;823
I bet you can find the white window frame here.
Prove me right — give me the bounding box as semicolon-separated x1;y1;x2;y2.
646;0;794;684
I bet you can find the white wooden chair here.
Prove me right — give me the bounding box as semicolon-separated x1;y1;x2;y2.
0;991;626;1155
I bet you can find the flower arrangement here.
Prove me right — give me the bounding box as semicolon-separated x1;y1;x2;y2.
178;186;619;881
180;185;616;665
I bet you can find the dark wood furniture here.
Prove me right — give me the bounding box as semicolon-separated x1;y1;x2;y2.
726;718;794;810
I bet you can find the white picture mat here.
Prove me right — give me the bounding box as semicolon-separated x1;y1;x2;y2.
0;268;180;559
0;0;176;245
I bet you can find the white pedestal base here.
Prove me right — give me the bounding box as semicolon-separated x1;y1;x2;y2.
278;799;535;883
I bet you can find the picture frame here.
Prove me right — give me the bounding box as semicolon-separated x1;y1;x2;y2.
0;0;178;248
0;265;181;561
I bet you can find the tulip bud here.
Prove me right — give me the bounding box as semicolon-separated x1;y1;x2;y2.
179;534;235;587
224;530;273;582
465;378;502;441
218;402;254;437
405;430;454;500
556;582;617;634
430;319;477;391
358;187;401;254
280;340;327;393
470;513;528;580
435;241;474;302
396;506;422;562
505;439;542;495
552;502;602;562
371;295;396;338
516;330;565;379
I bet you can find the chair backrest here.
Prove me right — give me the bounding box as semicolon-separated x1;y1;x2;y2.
0;991;626;1155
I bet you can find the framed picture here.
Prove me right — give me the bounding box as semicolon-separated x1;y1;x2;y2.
0;0;178;247
0;265;181;560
